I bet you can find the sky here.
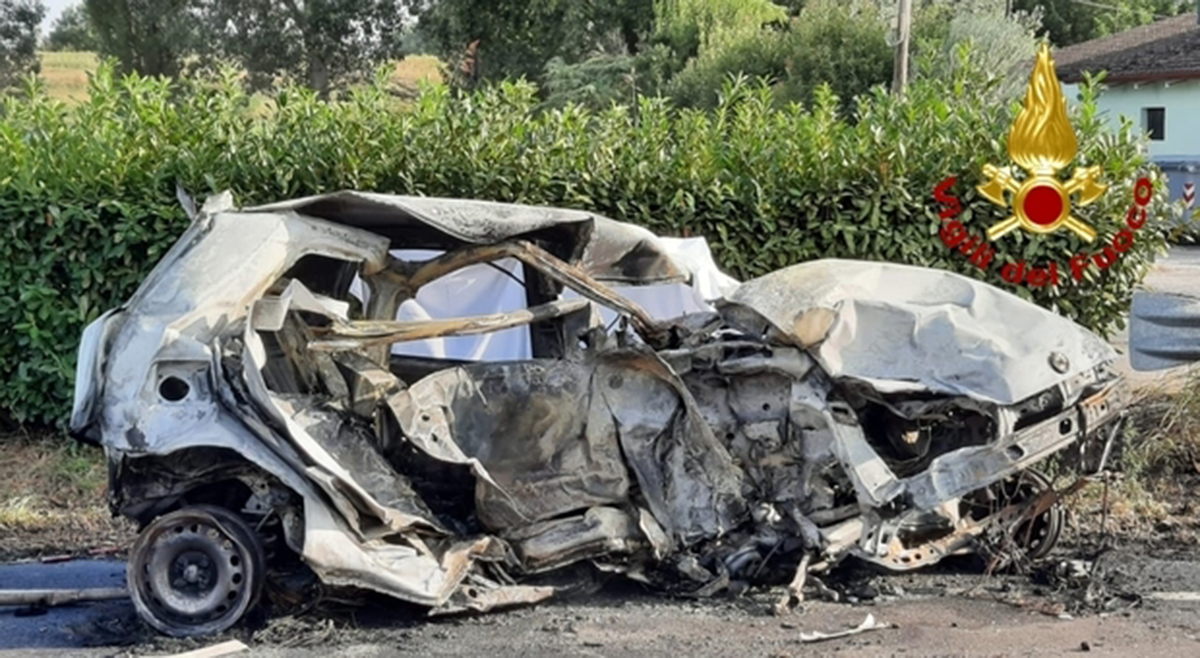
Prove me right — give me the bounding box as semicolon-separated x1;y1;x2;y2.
40;0;74;33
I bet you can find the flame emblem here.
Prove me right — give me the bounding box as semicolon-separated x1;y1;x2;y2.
978;44;1107;242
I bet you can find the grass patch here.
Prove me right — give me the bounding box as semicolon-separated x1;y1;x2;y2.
1064;369;1200;543
1122;374;1200;480
39;50;99;103
394;55;443;87
0;431;133;559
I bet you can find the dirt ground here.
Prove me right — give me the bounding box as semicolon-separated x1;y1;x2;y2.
0;433;134;562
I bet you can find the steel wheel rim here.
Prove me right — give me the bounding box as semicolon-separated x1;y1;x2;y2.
964;469;1064;565
128;507;263;637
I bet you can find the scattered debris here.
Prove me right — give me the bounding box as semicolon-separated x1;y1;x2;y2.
774;553;810;616
1029;551;1144;615
147;640;250;658
1145;592;1200;602
798;613;893;643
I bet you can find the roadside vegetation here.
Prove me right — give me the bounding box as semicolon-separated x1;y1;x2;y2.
1053;369;1200;549
0;59;1173;427
0;431;133;559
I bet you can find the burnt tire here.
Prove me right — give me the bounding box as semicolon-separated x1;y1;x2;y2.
1007;470;1065;561
127;505;267;637
967;469;1064;569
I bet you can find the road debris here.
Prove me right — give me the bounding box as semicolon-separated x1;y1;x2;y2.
1145;592;1200;602
798;613;893;643
0;587;128;607
774;553;810;615
147;640;250;658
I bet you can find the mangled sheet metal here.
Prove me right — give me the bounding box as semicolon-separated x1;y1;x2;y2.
722;259;1116;405
70;192;1130;637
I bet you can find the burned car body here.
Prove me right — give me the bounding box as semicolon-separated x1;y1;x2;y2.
70;192;1128;636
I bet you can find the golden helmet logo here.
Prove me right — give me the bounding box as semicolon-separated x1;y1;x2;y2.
976;43;1107;242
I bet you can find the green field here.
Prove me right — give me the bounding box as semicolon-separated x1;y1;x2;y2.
36;51;445;104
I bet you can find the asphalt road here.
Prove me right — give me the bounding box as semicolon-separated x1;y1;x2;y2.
1140;244;1200;294
0;559;129;652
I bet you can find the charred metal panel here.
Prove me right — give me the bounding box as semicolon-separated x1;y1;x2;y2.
505;507;643;573
596;349;747;546
722;259;1115;405
440;359;631;530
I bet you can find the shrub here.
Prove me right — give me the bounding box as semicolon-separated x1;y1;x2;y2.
912;0;1043;101
0;56;1174;426
666;1;893;111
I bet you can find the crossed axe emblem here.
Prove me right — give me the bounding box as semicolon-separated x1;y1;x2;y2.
977;164;1106;242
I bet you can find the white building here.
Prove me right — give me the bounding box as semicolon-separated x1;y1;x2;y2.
1056;13;1200;216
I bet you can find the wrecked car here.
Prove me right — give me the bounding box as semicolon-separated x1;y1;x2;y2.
69;192;1129;636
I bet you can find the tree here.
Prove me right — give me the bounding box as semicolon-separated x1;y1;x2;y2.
653;0;788;62
542;44;678;108
45;3;99;51
1013;0;1189;46
415;0;656;88
665;1;892;111
1012;0;1099;46
0;0;44;91
913;0;1043;100
197;0;410;95
84;0;198;77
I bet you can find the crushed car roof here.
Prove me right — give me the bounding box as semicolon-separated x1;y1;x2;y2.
244;191;694;285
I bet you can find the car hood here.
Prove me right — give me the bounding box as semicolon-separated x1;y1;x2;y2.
719;259;1116;405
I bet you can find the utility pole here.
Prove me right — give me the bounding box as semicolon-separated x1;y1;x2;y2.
892;0;913;96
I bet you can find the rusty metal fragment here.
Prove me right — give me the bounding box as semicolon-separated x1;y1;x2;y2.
310;298;589;351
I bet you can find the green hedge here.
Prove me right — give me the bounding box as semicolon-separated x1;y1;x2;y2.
0;60;1175;427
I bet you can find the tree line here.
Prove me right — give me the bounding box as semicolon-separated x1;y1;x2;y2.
0;0;1193;101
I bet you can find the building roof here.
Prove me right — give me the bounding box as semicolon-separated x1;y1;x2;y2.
1055;13;1200;84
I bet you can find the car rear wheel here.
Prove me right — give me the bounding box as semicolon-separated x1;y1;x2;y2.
127;505;266;637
